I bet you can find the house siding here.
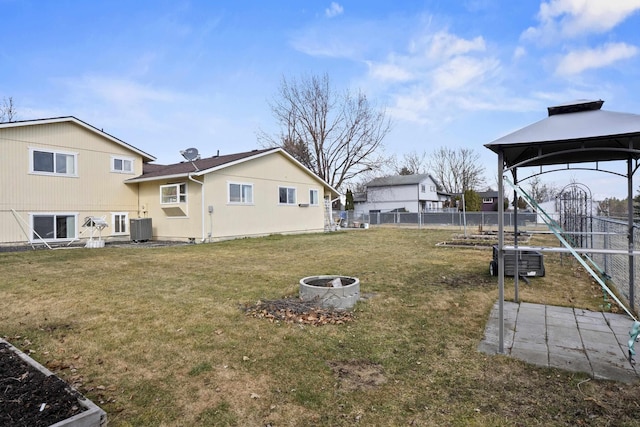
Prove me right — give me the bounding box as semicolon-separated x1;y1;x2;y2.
0;121;144;244
137;151;330;242
355;176;445;214
363;184;419;212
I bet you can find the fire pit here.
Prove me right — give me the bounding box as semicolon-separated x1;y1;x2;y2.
299;275;360;310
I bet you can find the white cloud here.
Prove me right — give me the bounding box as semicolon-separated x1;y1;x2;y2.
325;2;344;18
432;56;499;92
513;46;526;60
360;28;506;124
366;61;413;82
68;75;180;106
423;31;486;60
523;0;640;42
555;42;638;75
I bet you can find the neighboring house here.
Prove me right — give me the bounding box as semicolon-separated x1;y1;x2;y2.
0;116;340;246
353;174;449;214
477;191;499;211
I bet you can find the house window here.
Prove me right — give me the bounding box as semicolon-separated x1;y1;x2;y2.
483;198;493;204
228;182;253;204
161;183;187;204
31;214;76;241
30;148;77;176
112;213;128;234
430;185;436;192
111;156;134;174
309;189;319;206
421;184;426;192
279;186;296;205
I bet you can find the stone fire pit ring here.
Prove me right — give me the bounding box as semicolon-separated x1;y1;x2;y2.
299;275;360;310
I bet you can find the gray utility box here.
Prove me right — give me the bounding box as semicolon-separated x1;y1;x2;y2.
489;245;545;277
130;218;152;242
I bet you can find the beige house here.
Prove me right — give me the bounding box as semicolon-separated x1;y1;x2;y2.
128;148;340;242
0;116;340;247
0;117;155;246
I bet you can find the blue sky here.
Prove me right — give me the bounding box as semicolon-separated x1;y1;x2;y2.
2;0;640;199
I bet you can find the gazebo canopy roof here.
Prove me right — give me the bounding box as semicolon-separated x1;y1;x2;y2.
484;100;640;169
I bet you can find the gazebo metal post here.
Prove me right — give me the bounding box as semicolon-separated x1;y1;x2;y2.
498;151;505;354
628;157;635;311
513;169;519;303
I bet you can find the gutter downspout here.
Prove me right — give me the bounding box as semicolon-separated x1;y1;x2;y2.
188;173;206;243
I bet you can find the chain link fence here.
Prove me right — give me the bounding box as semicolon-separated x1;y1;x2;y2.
342;210;537;228
589;217;640;310
341;210;639;311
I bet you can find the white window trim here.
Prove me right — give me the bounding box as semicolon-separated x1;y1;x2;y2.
29;147;78;177
29;212;78;242
483;198;494;203
111;212;129;235
309;188;320;206
110;155;135;174
228;181;254;205
160;183;187;205
278;186;297;205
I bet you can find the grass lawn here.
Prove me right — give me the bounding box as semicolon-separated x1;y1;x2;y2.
2;227;639;426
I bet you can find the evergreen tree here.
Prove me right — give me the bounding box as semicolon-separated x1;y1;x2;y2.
345;189;354;211
464;189;481;211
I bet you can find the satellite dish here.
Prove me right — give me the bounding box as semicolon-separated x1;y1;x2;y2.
180;147;200;161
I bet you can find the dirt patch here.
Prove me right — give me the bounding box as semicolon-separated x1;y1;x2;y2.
328;360;387;392
438;273;494;289
0;342;86;427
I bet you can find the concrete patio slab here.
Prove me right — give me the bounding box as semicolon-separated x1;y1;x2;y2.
479;300;640;384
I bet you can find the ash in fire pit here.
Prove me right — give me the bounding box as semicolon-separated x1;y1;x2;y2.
299;275;360;310
305;277;357;287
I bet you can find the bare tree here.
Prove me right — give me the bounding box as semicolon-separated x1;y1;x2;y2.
390;150;428;175
0;97;17;122
259;73;392;190
527;175;559;203
428;147;486;194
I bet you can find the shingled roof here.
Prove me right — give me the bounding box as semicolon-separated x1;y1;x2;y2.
127;148;276;182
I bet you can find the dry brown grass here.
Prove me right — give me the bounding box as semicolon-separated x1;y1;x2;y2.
1;228;639;426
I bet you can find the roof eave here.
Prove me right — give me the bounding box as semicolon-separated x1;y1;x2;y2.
0;116;157;162
126;172;191;183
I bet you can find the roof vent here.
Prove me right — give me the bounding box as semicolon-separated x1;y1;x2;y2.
547;99;604;116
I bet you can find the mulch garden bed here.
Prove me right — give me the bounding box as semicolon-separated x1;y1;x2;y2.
0;342;86;427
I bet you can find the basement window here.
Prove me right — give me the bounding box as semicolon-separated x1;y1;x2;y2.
112;212;128;234
31;213;77;241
